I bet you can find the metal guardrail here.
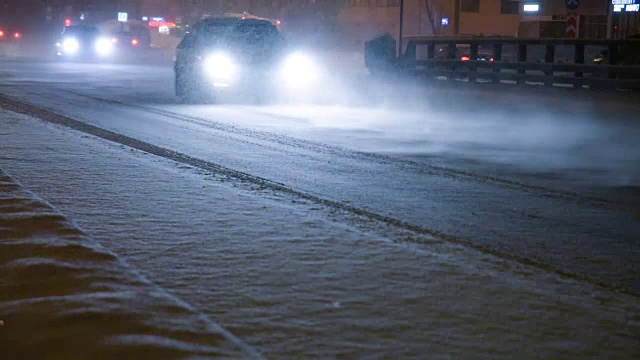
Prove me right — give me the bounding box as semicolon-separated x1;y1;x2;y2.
365;35;640;90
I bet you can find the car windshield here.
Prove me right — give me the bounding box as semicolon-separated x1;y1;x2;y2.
195;21;280;44
63;26;98;37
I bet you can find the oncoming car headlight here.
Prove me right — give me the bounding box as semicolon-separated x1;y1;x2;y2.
280;53;319;89
203;53;237;82
62;38;80;54
95;37;113;57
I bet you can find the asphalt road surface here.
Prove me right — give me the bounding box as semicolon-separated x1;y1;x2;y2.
1;59;639;358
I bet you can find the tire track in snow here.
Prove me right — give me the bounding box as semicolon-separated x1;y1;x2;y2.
58;88;631;214
1;95;637;298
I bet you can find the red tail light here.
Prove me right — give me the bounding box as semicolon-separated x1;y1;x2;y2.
490;58;495;62
0;30;4;38
14;32;21;39
461;56;470;61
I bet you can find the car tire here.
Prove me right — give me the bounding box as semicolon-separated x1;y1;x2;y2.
176;69;215;104
251;79;277;105
253;88;273;105
175;70;186;96
175;70;196;102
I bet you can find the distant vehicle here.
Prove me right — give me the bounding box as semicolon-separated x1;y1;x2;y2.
174;14;318;102
0;26;24;57
56;25;114;60
593;34;640;65
436;44;495;62
111;25;151;49
0;26;22;42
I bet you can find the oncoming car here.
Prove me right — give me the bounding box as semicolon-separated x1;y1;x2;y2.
174;15;319;102
56;25;115;60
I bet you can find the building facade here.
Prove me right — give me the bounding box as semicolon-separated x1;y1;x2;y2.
337;0;621;47
28;1;634;44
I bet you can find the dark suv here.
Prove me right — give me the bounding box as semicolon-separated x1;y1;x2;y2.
174;15;319;102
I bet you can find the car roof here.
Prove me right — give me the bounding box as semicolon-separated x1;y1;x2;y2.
194;16;274;28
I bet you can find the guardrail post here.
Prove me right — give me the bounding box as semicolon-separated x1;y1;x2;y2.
544;45;555;87
365;36;640;91
574;44;585;83
492;44;502;84
517;44;527;84
608;43;618;79
405;41;417;63
469;43;479;82
448;42;457;74
428;42;435;70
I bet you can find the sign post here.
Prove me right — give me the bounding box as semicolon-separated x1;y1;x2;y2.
566;13;578;38
565;0;580;38
118;12;128;33
612;0;640;13
566;0;580;10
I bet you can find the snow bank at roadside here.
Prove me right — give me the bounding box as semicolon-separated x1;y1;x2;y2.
0;168;260;359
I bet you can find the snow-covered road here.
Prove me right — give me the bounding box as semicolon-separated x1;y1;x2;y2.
1;60;639;358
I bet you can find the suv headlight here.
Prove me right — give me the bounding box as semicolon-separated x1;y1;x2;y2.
62;38;80;54
203;53;237;81
95;37;113;56
280;53;319;89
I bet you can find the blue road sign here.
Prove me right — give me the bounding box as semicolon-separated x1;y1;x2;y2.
566;0;580;10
